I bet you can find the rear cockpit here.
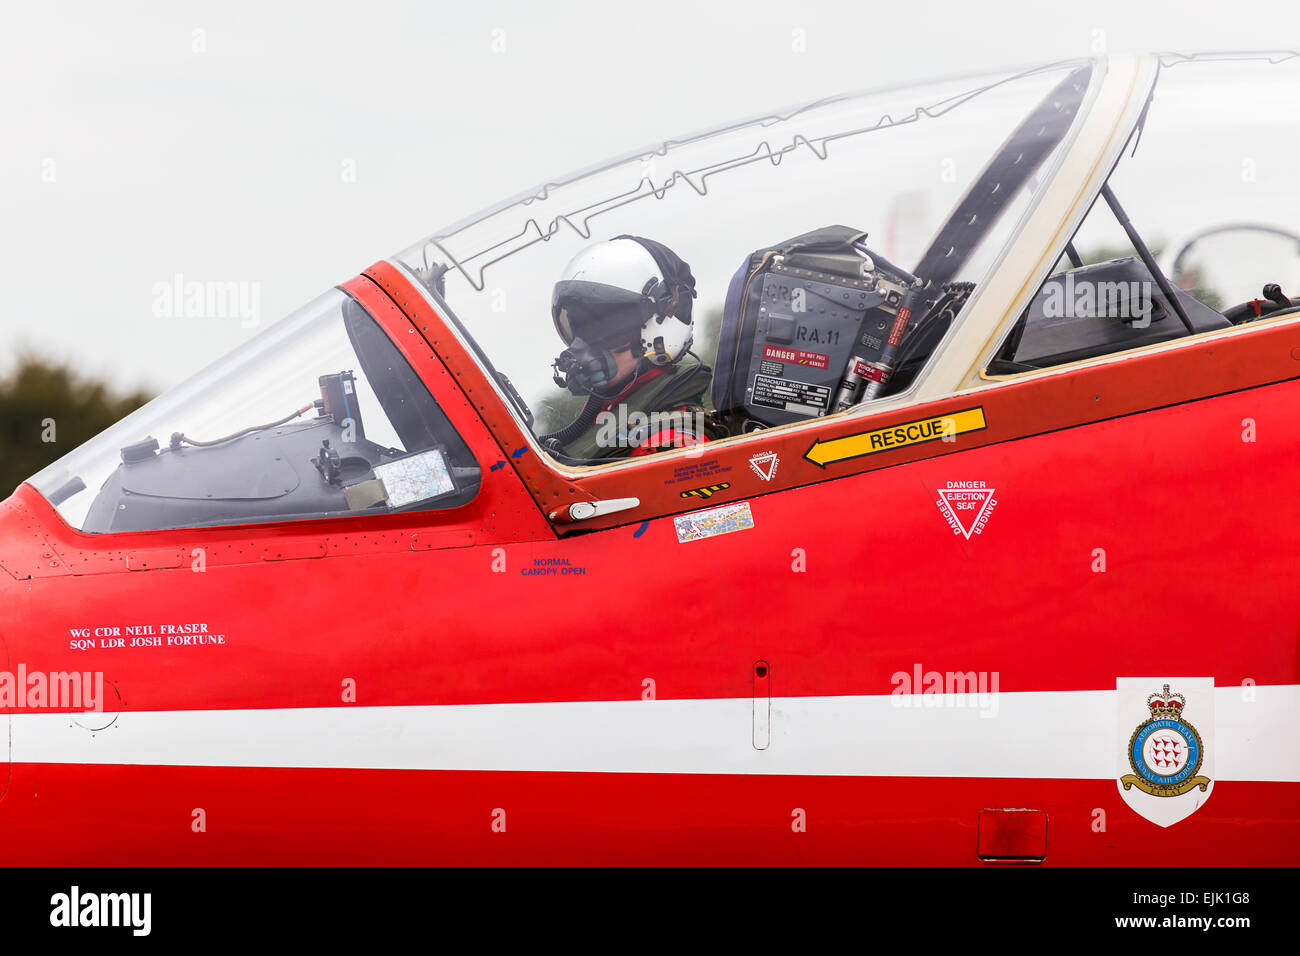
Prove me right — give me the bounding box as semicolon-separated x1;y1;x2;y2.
393;61;1099;464
391;53;1300;466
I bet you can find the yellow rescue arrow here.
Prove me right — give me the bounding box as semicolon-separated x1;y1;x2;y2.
804;406;987;468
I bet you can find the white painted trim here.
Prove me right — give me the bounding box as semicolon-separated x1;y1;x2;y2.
9;685;1297;781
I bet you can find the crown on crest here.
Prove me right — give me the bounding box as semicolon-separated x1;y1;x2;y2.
1147;684;1186;718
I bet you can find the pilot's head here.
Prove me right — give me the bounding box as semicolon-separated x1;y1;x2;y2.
550;235;696;396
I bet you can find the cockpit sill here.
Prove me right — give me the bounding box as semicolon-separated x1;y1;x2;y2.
411;273;1300;485
0;472;525;580
364;250;1300;538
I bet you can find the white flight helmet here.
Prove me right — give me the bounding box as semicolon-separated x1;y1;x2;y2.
551;235;697;369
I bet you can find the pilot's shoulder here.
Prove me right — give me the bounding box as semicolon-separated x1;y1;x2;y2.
676;353;710;375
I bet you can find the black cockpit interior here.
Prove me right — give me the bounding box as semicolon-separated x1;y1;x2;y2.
80;297;480;533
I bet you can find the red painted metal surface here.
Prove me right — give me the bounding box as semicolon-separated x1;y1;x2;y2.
1;265;1297;864
0;766;1295;866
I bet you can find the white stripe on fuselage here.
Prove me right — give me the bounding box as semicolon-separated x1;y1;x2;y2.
7;686;1299;780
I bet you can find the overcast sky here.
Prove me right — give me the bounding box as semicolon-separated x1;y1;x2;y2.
2;0;1298;393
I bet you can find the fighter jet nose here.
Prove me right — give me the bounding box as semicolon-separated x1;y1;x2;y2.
0;495;21;581
0;485;67;582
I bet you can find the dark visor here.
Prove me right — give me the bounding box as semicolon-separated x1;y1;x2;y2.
552;280;645;348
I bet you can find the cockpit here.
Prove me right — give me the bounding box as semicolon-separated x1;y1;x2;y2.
26;53;1300;533
389;53;1300;468
391;61;1098;466
31;291;481;533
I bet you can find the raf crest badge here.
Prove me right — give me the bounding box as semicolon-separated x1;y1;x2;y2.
1122;684;1211;797
1116;678;1215;827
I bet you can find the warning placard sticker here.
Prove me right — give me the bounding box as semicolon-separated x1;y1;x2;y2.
752;374;830;417
803;406;988;467
935;482;998;539
762;345;830;369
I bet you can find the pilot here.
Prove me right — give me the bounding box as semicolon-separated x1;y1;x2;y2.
541;235;718;461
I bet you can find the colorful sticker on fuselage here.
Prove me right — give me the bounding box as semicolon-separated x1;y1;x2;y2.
674;502;754;543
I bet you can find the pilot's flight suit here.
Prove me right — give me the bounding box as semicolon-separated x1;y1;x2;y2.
557;354;715;461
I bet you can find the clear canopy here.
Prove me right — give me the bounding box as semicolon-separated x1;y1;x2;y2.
26;58;1109;530
394;60;1097;458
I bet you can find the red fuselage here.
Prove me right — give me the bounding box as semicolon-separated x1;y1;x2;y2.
1;264;1297;864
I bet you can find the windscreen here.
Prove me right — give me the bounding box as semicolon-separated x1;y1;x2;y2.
28;289;481;532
